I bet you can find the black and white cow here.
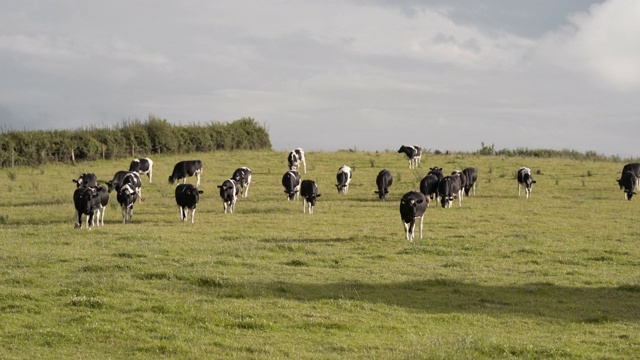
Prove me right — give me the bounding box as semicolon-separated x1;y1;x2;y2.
621;163;640;189
335;165;352;194
438;175;462;208
419;173;439;206
300;179;321;214
232;167;252;198
169;160;203;186
451;170;468;200
287;148;307;174
398;145;422;169
93;184;110;227
218;179;239;213
374;169;393;201
617;171;638;200
73;186;100;229
282;170;301;201
108;171;142;200
400;191;428;242
72;173;98;188
462;167;478;196
117;184;138;223
427;166;444;181
175;184;203;223
517;167;536;199
129;158;154;183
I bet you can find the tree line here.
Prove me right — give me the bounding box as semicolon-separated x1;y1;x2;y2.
0;116;271;167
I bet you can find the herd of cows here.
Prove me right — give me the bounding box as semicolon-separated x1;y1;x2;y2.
71;145;638;241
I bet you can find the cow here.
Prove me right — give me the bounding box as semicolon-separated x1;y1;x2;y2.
116;184;138;223
73;186;100;229
107;171;142;200
300;179;321;214
169;160;203;186
462;167;478;196
438;175;462;208
175;184;203;223
129;158;154;183
282;170;301;201
398;145;422;169
218;179;239;213
93;184;110;227
400;191;428;242
335;165;352;194
232;167;252;198
451;170;468;200
287;148;307;174
621;163;640;189
72;173;98;188
374;169;393;201
419;173;439;206
427;166;444;180
517;167;536;199
617;171;638;200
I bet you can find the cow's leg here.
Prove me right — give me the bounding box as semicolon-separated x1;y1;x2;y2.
196;173;201;186
518;183;521;196
419;215;424;240
303;199;307;213
403;221;410;241
191;208;196;224
149;169;153;183
75;211;82;229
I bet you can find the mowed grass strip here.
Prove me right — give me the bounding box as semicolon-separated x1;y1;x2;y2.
1;150;639;359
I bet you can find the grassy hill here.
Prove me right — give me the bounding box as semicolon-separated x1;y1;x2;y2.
1;150;638;359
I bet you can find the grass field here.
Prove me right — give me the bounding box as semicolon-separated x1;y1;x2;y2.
1;150;639;359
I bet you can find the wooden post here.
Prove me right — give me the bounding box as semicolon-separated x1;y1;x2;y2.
11;148;14;167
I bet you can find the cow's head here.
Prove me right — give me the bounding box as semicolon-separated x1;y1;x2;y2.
306;193;321;206
284;189;297;201
168;176;176;185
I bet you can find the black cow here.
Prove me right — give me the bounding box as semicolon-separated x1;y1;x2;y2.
218;179;239;213
462;167;478;196
93;184;109;227
73;186;100;229
517;167;536;199
300;179;321;214
427;166;444;180
282;170;301;201
618;171;638;200
117;184;138;223
398;145;422;169
129;158;154;183
175;184;203;223
621;163;640;189
374;169;393;201
232;167;252;198
169;160;203;186
400;191;428;242
451;170;468;200
336;165;352;194
419;173;439;206
287;148;307;174
72;173;98;188
108;171;142;200
438;175;462;208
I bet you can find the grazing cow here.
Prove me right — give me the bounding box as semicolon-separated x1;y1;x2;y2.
72;173;98;188
462;167;478;196
129;158;154;183
419;173;439;206
621;163;640;189
398;145;422;169
169;160;203;186
73;186;100;229
400;191;428;242
93;184;110;227
117;184;138;223
300;179;321;214
335;165;352;194
451;170;468;200
232;167;252;198
218;179;239;213
617;171;638;200
427;166;444;180
287;148;307;174
438;175;462;208
374;169;393;201
517;167;536;199
175;184;203;223
108;171;142;200
282;170;301;201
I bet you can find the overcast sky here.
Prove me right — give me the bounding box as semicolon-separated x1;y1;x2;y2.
1;1;639;156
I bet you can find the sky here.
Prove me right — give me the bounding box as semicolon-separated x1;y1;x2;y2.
1;0;639;156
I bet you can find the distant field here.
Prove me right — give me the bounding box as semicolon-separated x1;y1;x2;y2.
1;150;639;359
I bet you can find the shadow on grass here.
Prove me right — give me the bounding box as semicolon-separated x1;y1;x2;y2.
194;278;640;323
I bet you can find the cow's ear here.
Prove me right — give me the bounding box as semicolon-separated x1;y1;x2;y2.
374;191;379;194
316;194;321;197
72;179;78;183
198;190;204;194
217;185;223;189
532;180;537;183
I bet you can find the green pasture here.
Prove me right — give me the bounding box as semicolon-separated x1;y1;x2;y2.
0;150;639;359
